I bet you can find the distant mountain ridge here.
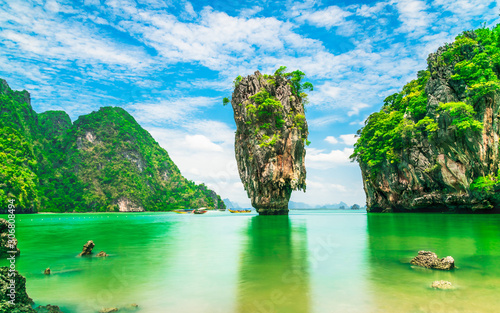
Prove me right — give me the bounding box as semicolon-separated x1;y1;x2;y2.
0;79;225;213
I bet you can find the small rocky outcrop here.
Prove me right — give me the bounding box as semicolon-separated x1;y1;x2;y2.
99;308;118;313
96;251;109;257
35;304;64;312
0;267;34;312
78;240;95;256
230;70;310;215
431;280;454;290
44;268;50;275
410;251;455;270
0;219;19;258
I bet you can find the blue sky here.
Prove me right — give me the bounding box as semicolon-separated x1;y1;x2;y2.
1;0;499;207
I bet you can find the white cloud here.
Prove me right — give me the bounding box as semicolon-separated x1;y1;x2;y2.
129;96;217;124
295;5;353;29
395;0;434;35
339;134;357;146
185;134;223;152
348;103;369;116
306;147;354;169
356;1;390;17
325;136;339;144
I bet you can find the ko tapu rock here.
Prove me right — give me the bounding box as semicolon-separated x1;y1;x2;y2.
227;67;312;215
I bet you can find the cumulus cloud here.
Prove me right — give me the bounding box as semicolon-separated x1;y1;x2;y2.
306;147;354;169
325;136;339;144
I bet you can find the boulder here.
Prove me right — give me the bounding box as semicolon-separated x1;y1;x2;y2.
35;304;64;312
99;308;118;313
96;251;109;257
0;266;35;312
78;240;95;256
44;268;50;275
0;219;20;258
431;280;454;290
410;251;455;270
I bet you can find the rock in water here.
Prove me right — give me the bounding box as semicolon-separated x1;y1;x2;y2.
229;69;311;215
0;219;20;258
0;267;35;312
44;268;51;275
96;251;109;257
410;251;455;270
78;240;95;256
431;280;454;290
35;304;64;312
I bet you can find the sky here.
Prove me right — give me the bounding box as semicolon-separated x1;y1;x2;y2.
1;0;499;207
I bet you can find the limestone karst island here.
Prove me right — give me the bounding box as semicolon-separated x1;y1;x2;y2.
1;1;500;312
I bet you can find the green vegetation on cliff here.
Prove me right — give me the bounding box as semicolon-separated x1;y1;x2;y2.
0;79;225;213
352;24;500;212
225;67;313;147
351;25;500;176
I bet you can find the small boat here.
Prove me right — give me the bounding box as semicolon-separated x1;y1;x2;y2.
193;209;207;214
228;209;252;213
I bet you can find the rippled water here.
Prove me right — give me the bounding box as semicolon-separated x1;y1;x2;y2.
1;211;499;313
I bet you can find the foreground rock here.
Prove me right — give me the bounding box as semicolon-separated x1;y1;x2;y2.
0;267;34;312
229;69;310;215
78;240;95;256
44;268;50;275
35;304;64;312
99;308;118;313
0;219;19;258
431;280;454;290
96;251;109;257
410;251;455;270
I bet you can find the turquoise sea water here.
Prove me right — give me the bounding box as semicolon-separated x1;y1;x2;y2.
1;210;499;313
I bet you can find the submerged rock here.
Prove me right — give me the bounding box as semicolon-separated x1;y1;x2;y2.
96;251;109;257
99;308;118;313
35;304;64;312
229;69;310;215
44;268;51;275
78;240;95;256
410;251;455;270
0;219;20;258
431;280;454;290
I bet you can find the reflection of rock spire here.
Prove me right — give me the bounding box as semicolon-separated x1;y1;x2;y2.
237;216;310;313
230;70;309;215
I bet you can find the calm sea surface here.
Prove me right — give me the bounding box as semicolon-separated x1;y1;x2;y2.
1;210;499;313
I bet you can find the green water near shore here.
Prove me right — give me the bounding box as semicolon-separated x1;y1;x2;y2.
1;211;499;313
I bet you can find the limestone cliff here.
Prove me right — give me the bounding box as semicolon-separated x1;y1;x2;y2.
230;69;310;214
352;27;500;212
0;79;225;213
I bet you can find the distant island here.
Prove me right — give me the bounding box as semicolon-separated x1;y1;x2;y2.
351;25;500;213
0;79;225;213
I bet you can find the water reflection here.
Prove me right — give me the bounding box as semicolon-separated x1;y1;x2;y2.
237;215;310;313
366;213;500;313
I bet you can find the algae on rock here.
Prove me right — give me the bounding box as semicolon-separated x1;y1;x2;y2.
228;68;311;215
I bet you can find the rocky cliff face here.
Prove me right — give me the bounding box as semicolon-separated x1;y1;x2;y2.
231;71;308;214
0;79;225;212
353;27;500;212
